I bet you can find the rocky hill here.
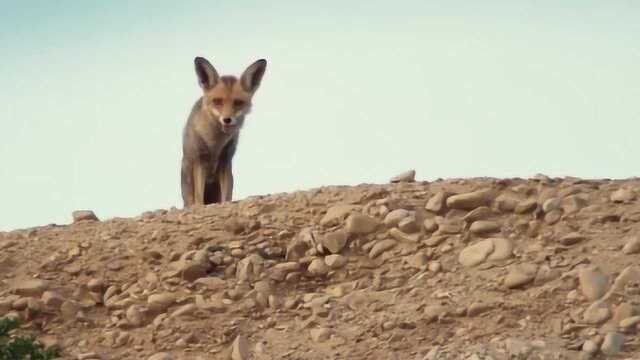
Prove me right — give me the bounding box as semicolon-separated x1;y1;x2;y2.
1;173;639;360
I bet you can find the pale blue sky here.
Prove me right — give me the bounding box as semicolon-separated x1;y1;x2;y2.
1;1;639;230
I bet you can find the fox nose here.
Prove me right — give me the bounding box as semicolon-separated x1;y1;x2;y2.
223;117;232;125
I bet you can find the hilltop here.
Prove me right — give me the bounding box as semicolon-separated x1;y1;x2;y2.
1;173;639;359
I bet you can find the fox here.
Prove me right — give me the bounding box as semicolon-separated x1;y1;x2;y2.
181;56;267;208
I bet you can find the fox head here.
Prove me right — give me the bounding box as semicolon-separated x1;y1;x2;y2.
194;57;267;134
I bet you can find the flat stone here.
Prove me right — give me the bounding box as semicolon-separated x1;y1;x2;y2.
514;198;537;214
620;316;640;328
425;192;448;213
446;189;495;210
542;198;561;213
611;188;636;203
389;228;420;242
345;213;379;234
310;327;331;342
469;220;501;235
462;207;496;223
559;232;586;246
72;210;99;223
308;258;329;276
458;239;494;267
324;254;347;269
231;335;250;360
423;235;447;247
369;239;397;259
600;332;624;356
504;263;538;288
320;205;359;227
579;266;608;301
423;218;439;232
148;353;173;360
622;236;640;254
487;238;513;261
398;216;419;233
322;230;348;254
383;209;411;227
12;279;49;297
495;194;521;212
390;169;415;183
583;303;611;324
147;292;177;311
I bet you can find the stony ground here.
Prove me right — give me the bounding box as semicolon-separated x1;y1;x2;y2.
1;173;640;360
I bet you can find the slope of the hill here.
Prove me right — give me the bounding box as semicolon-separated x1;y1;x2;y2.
1;174;639;360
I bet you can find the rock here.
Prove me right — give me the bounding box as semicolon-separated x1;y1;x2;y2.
172;260;209;282
612;302;634;325
504;338;532;358
320;205;359;227
462;207;496;223
12;279;49;297
147;293;177;312
582;340;599;355
390;169;415;183
41;291;63;309
544;210;562;224
514;198;537;214
428;261;442;273
87;279;104;293
579;266;608;301
600;332;624;356
308;259;329;276
542;198;561;213
424;304;449;322
286;238;309;262
77;353;101;360
622;236;640;254
423;218;439;232
325;254;347;269
425;192;448;213
562;195;587;214
231;335;250;360
60;300;80;320
534;265;560;285
345;213;379;234
438;220;463;234
607;266;639;297
72;210;99;223
458;239;494;267
310;327;331;342
126;305;144;327
193;277;226;292
389;228;420;242
322;230;348;254
398;216;419;233
223;217;247;234
384;209;411;227
236;254;264;282
583;303;611;324
495;194;521;212
423;235;447;247
487;238;513;260
560;232;586;246
446;189;495;210
148;352;173;360
469;220;501;235
467;302;492;317
172;303;197;317
504;264;538;288
611;188;636;203
406;252;429;269
369;239;397;259
620;316;640;328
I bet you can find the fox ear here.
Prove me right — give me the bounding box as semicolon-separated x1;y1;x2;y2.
240;59;267;93
194;57;219;90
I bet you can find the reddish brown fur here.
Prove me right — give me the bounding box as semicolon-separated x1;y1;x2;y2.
181;57;267;208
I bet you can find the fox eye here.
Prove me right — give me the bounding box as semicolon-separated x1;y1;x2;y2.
233;99;246;108
212;98;223;106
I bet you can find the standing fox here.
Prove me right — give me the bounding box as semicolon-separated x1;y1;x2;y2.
181;57;267;208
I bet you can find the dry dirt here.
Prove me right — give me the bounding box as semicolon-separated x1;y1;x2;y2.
1;173;640;360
